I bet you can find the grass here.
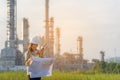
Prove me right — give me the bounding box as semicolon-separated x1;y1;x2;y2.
0;71;120;80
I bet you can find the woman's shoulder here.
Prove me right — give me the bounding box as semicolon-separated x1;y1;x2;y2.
25;50;29;54
24;50;30;56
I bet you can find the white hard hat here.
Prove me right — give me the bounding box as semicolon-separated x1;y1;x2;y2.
30;36;40;44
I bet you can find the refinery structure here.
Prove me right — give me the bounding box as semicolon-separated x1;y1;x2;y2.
0;0;95;71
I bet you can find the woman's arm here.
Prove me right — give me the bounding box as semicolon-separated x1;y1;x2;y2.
25;57;33;66
24;51;33;66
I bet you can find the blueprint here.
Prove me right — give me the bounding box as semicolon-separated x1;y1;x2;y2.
29;57;55;78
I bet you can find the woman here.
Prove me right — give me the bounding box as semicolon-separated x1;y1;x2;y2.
24;36;44;80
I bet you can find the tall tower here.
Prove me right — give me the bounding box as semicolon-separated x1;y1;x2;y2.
6;0;17;48
77;36;83;67
0;0;17;69
22;18;29;53
49;17;54;57
45;0;49;57
100;51;105;62
55;27;61;56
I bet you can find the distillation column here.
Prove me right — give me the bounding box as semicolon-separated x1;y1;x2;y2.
77;36;83;68
22;18;29;53
49;17;54;57
55;27;61;56
45;0;49;57
0;0;17;69
6;0;17;48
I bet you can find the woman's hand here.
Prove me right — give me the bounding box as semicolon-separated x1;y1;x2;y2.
38;48;44;58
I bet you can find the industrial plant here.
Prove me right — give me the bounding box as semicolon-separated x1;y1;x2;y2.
0;0;104;71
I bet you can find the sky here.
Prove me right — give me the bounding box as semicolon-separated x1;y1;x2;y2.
0;0;120;61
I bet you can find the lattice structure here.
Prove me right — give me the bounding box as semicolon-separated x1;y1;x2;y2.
49;17;54;57
0;0;17;70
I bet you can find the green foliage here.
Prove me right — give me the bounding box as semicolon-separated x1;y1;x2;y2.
113;63;120;74
0;71;120;80
91;61;120;74
0;71;27;80
91;61;104;73
0;63;120;80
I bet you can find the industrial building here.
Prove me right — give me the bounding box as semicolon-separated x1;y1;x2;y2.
0;0;55;70
0;0;94;71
